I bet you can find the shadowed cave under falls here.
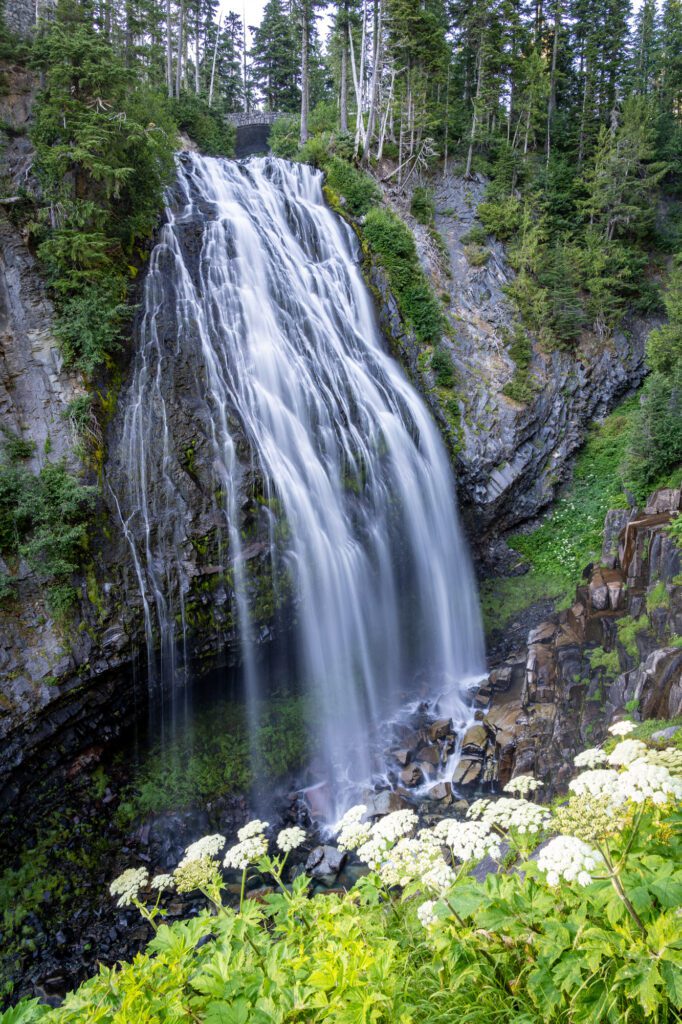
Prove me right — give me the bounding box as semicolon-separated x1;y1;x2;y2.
115;153;486;819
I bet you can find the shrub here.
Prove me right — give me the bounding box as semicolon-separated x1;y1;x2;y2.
478;195;523;240
410;186;435;225
463;243;490;267
430;345;455;388
268;115;300;159
461;224;488;246
171;93;236;157
363;208;445;343
6;733;681;1024
324;157;381;216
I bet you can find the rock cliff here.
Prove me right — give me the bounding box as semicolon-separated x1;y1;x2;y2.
457;487;681;795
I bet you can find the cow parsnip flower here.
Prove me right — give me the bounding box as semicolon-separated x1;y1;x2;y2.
641;747;682;776
617;759;682;805
174;855;219;894
608;739;648;767
276;826;306;853
335;804;367;832
536;836;603;887
237;819;269;842
608;720;636;736
150;873;174;891
569;769;621;800
109;867;149;907
432;819;501;862
467;797;550;834
179;834;226;866
337;821;372;851
223;833;269;870
574;747;609;768
553;793;632;842
503;775;543;796
417;899;439;928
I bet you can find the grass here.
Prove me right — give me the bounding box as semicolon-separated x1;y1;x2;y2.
482;396;648;636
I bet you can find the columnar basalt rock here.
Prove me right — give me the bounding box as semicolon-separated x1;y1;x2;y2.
465;488;682;796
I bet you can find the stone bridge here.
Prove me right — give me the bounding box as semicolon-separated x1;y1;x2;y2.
226;111;288;158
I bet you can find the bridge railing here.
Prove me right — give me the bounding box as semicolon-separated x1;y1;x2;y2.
226;112;284;128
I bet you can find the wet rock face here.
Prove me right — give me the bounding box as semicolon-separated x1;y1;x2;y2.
466;488;682;796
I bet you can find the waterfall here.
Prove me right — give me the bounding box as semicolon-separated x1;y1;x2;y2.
113;153;485;811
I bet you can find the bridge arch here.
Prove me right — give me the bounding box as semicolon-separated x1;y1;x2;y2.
226;111;288;158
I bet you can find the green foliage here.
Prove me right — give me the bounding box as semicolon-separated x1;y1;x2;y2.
29;19;177;375
463;243;490;267
509;400;638;590
171;93;235;156
121;696;314;819
625;255;682;498
410;186;435;225
7;763;681;1024
0;438;95;614
478;195;523;241
324;157;381;216
502;325;536;404
363;208;445;343
268;115;301;159
430;345;455;387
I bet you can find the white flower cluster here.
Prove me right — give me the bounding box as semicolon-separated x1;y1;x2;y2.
179;834;226;867
570;760;682;807
536;835;603;887
569;768;620;799
376;835;444;889
503;775;543;797
238;819;269;841
354;810;418;871
618;760;682;805
223;820;269;870
574;747;609;768
643;748;682;775
334;805;372;851
110;867;148;907
276;826;306;853
467;797;550;835
417;899;439;928
335;804;367;831
432;818;501;862
607;739;648;766
608;720;636;736
337;821;372;851
150;873;174;891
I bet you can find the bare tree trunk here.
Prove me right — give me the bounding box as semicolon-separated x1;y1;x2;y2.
465;47;483;178
376;65;395;161
175;1;184;98
300;3;309;145
195;6;201;95
340;42;348;131
349;5;367;155
208;15;222;108
443;63;451;176
166;0;173;98
362;0;381;166
545;0;561;165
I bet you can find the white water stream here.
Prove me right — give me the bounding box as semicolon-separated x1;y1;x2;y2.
116;154;486;813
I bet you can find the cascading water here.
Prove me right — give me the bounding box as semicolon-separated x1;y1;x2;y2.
113;152;486;812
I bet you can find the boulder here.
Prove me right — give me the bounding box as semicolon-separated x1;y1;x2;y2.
364;790;409;817
429;718;453;742
461;724;489;755
428;781;452;802
451;758;482;786
645;489;681;515
400;764;424;787
305;845;346;886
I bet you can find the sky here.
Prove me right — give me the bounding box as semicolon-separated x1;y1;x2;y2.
218;0;333;48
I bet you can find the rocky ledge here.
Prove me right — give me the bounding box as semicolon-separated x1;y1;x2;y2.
454;487;681;796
